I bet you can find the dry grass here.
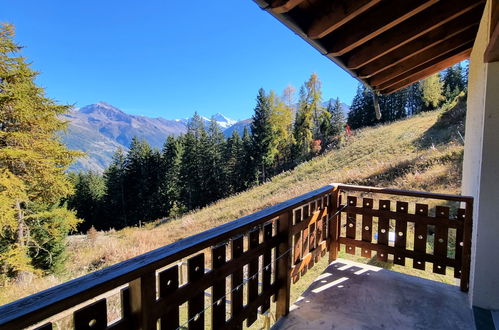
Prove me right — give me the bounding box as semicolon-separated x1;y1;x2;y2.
0;107;465;305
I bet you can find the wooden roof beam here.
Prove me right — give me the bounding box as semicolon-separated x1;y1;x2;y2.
356;7;482;79
369;27;478;87
377;45;473;93
484;0;499;62
380;49;472;94
345;0;485;69
307;0;382;39
323;0;438;57
269;0;306;14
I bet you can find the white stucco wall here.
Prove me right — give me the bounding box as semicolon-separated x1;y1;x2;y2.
462;0;499;310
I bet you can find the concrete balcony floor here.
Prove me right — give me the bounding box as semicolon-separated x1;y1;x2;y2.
273;259;474;330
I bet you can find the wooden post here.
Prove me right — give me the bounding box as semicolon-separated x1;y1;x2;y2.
275;211;292;319
461;198;473;292
129;271;157;330
329;187;340;263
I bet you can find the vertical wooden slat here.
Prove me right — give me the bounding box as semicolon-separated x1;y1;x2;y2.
414;204;428;270
460;199;473;292
433;206;449;275
394;201;408;266
275;211;292;319
261;223;273;313
74;299;107;330
308;221;316;269
377;200;390;262
129;271;156;330
187;254;205;330
454;208;465;279
246;229;260;327
292;209;302;283
212;244;226;329
361;198;373;258
346;196;357;255
301;208;310;275
231;236;244;330
329;189;340;262
315;214;323;262
159;266;179;330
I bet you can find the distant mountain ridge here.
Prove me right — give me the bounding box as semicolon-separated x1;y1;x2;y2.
61;102;247;172
62;100;349;172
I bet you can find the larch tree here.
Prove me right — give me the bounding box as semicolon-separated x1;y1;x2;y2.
0;24;80;279
419;74;444;110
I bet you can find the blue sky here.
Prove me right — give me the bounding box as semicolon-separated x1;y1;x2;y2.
1;1;358;120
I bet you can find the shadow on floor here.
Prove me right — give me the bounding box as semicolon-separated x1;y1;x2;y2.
273;259;474;330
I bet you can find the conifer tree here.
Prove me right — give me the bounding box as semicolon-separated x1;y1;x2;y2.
67;172;105;232
0;24;80;277
241;127;257;189
250;89;275;183
103;148;127;228
293;86;314;161
224;131;244;194
159;136;184;217
442;64;465;100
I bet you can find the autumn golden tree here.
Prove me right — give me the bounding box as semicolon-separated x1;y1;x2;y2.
0;23;80;280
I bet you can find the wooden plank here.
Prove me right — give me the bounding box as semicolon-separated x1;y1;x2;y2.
379;47;472;94
246;229;260;327
329;188;341;262
129;271;156;330
394;201;408;266
361;198;373;258
0;185;335;330
292;208;302;282
315;214;324;263
221;284;279;330
461;199;473;292
413;204;428;271
74;299;107;330
340;205;464;229
346;196;357;255
275;211;292;319
454;209;465;279
187;254;205;330
357;8;482;78
433;206;449;275
159;266;179;330
291;240;328;277
291;207;328;234
308;0;382;39
338;237;458;267
345;0;484;69
211;244;226;329
377;200;390;262
308;221;316;268
324;0;438;56
338;184;473;203
269;0;305;14
484;0;499;62
370;26;478;87
152;235;283;315
261;223;273;313
230;236;243;330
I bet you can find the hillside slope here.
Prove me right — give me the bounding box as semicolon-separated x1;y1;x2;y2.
1;103;465;304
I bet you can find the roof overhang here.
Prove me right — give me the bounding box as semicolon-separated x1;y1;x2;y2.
253;0;486;94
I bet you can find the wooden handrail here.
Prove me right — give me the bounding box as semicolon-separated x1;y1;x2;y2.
0;184;335;329
0;183;474;329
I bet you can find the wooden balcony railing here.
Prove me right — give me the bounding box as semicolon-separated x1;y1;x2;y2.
0;184;473;330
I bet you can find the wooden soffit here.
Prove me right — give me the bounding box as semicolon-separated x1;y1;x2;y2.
254;0;486;94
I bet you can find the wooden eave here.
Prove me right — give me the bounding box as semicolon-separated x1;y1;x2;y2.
254;0;486;94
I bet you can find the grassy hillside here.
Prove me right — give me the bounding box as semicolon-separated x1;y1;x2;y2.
0;100;466;305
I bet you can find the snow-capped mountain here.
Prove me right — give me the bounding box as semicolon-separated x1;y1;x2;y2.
61;102;243;172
